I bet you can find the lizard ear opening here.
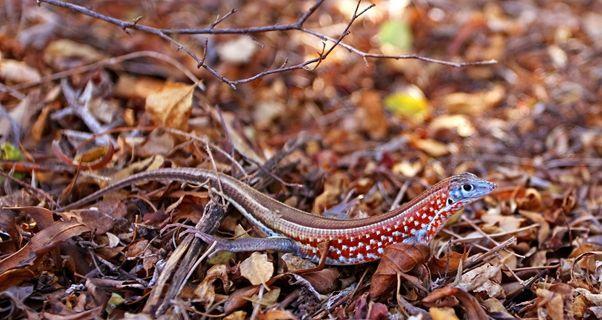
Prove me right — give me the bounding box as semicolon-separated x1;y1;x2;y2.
447;198;454;205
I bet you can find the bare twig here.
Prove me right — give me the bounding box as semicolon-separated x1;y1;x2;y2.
11;50;203;91
37;0;496;90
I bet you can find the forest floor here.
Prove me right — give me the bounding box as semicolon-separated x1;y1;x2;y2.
0;0;600;319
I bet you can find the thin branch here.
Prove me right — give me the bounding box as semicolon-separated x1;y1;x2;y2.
37;0;496;90
37;0;235;88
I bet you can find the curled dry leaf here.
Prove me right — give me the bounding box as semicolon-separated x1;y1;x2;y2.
240;252;274;286
145;82;194;130
194;264;230;308
457;263;503;298
429;250;465;275
422;287;488;320
519;210;550;246
300;268;340;294
369;243;430;298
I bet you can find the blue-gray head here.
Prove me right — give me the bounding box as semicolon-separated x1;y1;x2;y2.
446;172;496;209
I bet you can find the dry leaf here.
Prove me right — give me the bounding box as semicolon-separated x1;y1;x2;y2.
258;309;296;320
369;243;430;298
217;36;257;64
0;59;41;83
44;39;105;67
224;286;260;315
429;307;459;320
423;287;488;320
145;82;194;130
411;138;449;157
429;115;476;137
240;252;274;286
442;85;505;115
224;311;247;320
194;264;230;307
457;263;502;296
115;75;165;100
300;268;340;294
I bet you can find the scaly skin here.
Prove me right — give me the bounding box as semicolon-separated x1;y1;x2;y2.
60;168;496;265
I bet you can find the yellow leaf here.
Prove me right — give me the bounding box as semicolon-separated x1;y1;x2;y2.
384;85;430;124
240;252;273;286
145;82;194;130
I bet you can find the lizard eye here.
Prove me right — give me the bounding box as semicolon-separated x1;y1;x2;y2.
446;198;454;205
462;184;473;191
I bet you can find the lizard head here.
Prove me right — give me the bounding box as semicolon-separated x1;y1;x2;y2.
445;172;496;210
410;172;496;243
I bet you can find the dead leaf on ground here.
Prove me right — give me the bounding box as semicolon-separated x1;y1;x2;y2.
441;85;505;115
240;252;274;286
0;59;41;83
0;221;90;290
369;243;430;298
194;264;231;308
145;82;194;130
300;268;340;294
423;287;488;320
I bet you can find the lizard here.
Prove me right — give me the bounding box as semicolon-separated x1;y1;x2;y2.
58;167;496;266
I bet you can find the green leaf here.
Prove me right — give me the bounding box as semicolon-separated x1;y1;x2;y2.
384;87;430;124
378;20;413;51
0;143;23;161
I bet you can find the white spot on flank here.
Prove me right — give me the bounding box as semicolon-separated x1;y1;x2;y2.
350;246;356;252
366;245;371;251
342;245;348;250
411;229;416;235
377;241;382;247
377;247;384;254
376;230;381;235
393;231;401;237
386;227;391;232
357;253;365;260
414;220;419;226
337;239;343;244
